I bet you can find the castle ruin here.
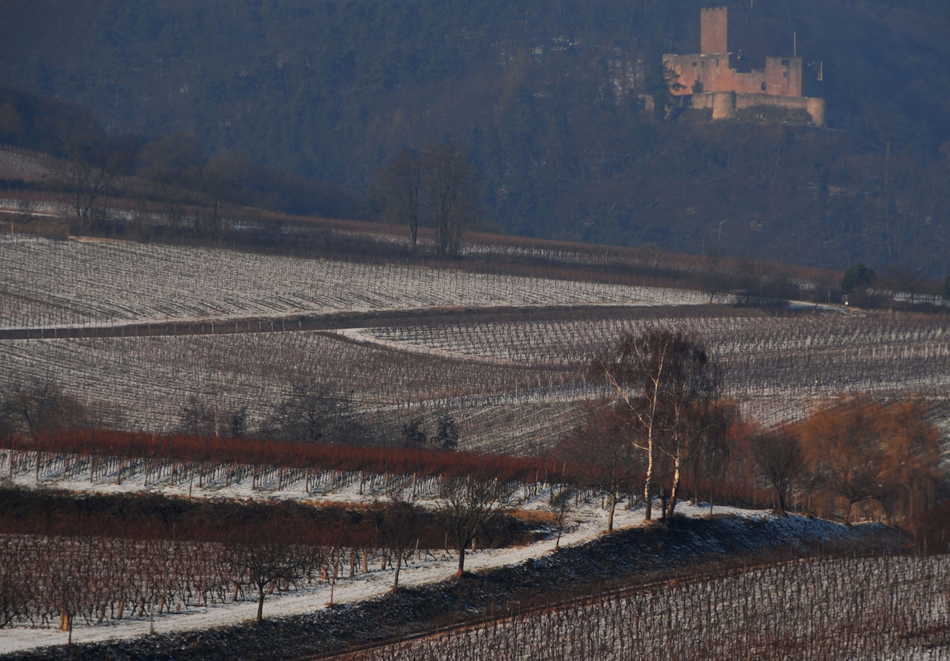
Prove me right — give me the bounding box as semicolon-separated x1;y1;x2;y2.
662;7;825;126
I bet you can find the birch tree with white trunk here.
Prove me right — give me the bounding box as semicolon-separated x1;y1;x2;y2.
592;328;721;521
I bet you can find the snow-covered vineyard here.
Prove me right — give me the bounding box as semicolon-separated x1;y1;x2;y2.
0;455;770;658
0;497;917;657
0;150;54;183
0;508;929;659
1;300;949;445
1;232;949;659
364;307;950;366
0;330;593;450
0;236;705;330
360;310;950;427
348;555;950;660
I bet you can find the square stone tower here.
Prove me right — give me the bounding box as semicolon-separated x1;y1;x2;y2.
701;7;729;55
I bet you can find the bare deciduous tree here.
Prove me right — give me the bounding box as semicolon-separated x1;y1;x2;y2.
556;402;640;534
53;132;129;233
549;486;574;551
378;495;425;592
798;397;884;524
658;369;722;520
223;529;312;623
192;150;250;242
752;428;805;515
0;380;86;440
687;400;736;518
177;395;248;438
876;400;942;526
138;131;206;238
378;148;423;251
437;476;516;576
48;539;95;645
423;141;480;257
798;396;942;525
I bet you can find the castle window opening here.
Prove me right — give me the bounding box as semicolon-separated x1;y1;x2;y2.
692;61;697;67
761;82;767;91
781;59;789;66
783;72;788;78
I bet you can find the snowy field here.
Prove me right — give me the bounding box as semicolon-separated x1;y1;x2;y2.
1;194;946;659
361;307;950;365
0;236;706;329
0;434;909;659
0;474;914;658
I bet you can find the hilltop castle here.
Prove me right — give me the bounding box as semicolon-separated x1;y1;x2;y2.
662;7;825;126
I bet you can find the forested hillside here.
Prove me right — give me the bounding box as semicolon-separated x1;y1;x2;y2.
1;0;949;273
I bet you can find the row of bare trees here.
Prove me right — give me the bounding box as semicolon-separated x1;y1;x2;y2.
177;382;368;445
6;364;941;537
0;376;464;454
176;380;464;452
21;127;360;243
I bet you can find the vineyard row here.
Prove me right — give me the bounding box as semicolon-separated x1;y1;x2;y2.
337;554;950;660
0;429;773;511
0;533;448;634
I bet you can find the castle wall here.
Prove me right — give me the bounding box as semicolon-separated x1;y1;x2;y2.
736;93;825;126
692;91;737;120
764;57;802;97
723;67;767;95
692;91;826;125
663;54;803;98
806;97;826;127
734;93;810;112
663;53;728;95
